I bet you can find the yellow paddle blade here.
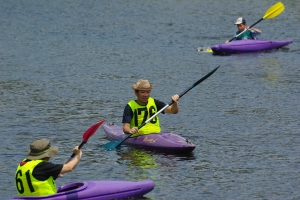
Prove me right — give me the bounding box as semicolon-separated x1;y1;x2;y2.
263;2;284;19
203;49;213;53
197;48;213;53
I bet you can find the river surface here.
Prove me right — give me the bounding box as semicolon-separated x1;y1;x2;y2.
1;0;299;199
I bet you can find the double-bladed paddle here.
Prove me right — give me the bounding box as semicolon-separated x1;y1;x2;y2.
202;2;285;53
102;66;220;150
67;120;105;162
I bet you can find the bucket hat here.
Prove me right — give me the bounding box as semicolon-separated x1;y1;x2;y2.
132;79;153;90
27;139;58;160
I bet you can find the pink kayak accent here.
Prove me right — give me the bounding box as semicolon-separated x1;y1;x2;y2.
103;123;196;153
12;180;154;200
211;39;293;54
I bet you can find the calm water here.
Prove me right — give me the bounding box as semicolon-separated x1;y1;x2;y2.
1;0;299;199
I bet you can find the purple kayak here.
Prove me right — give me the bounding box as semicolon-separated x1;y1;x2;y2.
12;180;154;200
211;39;293;54
103;123;196;153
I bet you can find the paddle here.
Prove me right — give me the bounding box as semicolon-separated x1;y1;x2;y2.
67;120;105;162
102;66;220;150
202;2;285;52
228;2;284;42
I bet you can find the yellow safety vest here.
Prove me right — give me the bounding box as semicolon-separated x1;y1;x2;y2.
128;97;161;135
15;159;57;196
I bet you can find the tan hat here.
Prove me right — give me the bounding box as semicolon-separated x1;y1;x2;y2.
132;79;153;90
234;17;246;25
27;139;58;160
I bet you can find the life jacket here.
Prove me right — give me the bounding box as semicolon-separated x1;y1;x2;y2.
128;97;161;135
235;29;254;40
15;159;56;196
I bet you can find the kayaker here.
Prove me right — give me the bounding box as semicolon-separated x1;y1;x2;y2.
226;17;261;43
122;79;179;135
15;139;82;197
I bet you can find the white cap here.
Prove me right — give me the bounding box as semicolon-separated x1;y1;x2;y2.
234;17;246;25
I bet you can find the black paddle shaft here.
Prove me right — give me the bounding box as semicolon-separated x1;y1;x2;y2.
173;66;220;105
138;65;220;130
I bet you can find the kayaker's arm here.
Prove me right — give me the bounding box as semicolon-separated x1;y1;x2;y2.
60;146;82;174
164;94;179;114
248;26;262;34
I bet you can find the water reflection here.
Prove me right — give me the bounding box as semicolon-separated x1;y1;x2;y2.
117;148;158;169
259;56;282;84
116;147;196;177
116;148;158;182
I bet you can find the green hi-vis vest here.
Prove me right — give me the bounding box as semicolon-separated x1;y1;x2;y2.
235;30;253;40
15;159;56;197
128;97;161;135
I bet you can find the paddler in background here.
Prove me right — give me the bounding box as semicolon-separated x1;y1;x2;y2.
122;79;179;136
226;17;261;43
15;139;82;197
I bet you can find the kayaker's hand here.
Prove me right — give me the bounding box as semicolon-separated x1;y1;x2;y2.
247;26;262;34
129;127;139;134
73;146;82;157
171;94;179;103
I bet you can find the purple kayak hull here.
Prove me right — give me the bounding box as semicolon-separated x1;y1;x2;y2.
12;180;154;200
211;39;293;54
103;124;196;153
